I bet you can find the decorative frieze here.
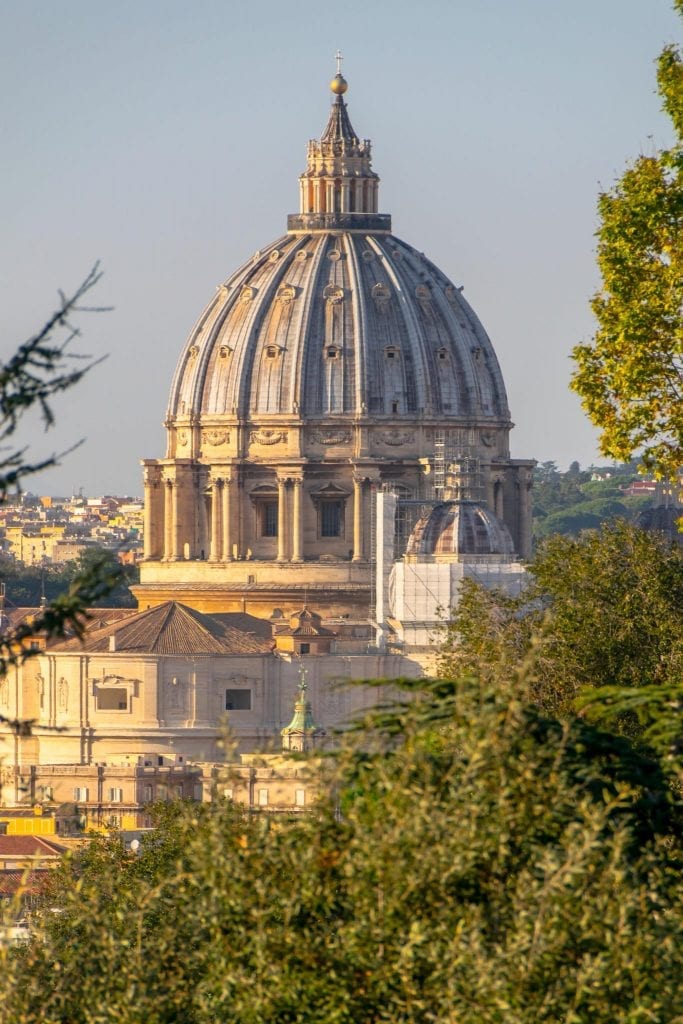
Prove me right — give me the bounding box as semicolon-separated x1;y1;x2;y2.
310;429;352;445
376;429;415;446
250;429;288;445
201;430;230;447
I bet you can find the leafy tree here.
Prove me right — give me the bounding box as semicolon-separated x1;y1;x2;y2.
439;521;683;723
531;462;652;542
0;270;124;731
65;545;138;607
571;6;683;481
1;675;682;1023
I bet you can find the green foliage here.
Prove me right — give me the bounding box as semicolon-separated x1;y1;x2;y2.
0;265;109;499
0;546;137;608
2;678;682;1023
439;521;683;725
0;271;124;736
571;20;683;481
531;461;653;542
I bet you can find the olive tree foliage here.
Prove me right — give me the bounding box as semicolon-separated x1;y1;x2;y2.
0;268;123;734
2;674;682;1024
571;4;683;482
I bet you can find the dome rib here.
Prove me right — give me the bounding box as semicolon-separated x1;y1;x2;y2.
368;235;432;415
345;234;369;415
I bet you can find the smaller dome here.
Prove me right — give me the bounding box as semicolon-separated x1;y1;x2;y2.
406;501;515;559
330;73;348;94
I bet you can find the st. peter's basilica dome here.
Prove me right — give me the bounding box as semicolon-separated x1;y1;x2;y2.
135;68;533;619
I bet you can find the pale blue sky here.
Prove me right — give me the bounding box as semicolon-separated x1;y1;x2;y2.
2;0;680;496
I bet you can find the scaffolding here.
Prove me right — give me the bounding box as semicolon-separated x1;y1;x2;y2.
430;428;483;503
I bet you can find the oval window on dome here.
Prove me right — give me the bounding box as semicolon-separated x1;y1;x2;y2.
362;250;375;262
269;249;281;262
240;286;256;303
323;284;344;304
328;250;341;261
295;249;310;261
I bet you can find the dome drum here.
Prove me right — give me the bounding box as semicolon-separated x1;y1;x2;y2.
287;212;391;233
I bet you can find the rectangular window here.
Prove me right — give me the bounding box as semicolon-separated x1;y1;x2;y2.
109;788;123;803
222;788;234;801
226;689;252;711
97;687;128;711
295;788;305;807
261;501;278;537
258;789;269;807
174;785;184;800
143;784;153;803
74;787;89;802
321;500;343;538
299;643;310;654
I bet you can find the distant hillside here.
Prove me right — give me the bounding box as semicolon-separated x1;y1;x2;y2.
532;461;654;544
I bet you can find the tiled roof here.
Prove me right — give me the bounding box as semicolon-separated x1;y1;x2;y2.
50;602;272;655
0;835;66;857
0;869;52;896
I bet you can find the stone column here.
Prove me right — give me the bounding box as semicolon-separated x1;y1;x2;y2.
209;480;221;562
341;181;350;212
277;478;288;563
518;467;533;560
171;479;181;561
352;475;364;562
163;481;173;560
197;478;209;560
143;473;156;560
221;477;232;562
291;478;303;563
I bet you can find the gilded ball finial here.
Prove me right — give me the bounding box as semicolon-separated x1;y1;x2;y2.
330;73;348;95
331;49;347;94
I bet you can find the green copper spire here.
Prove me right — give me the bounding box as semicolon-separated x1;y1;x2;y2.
281;664;324;753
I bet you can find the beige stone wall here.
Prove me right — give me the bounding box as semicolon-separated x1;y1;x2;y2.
5;650;423;772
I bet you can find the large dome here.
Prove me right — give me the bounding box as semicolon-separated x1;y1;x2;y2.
135;69;534;618
168;231;509;422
